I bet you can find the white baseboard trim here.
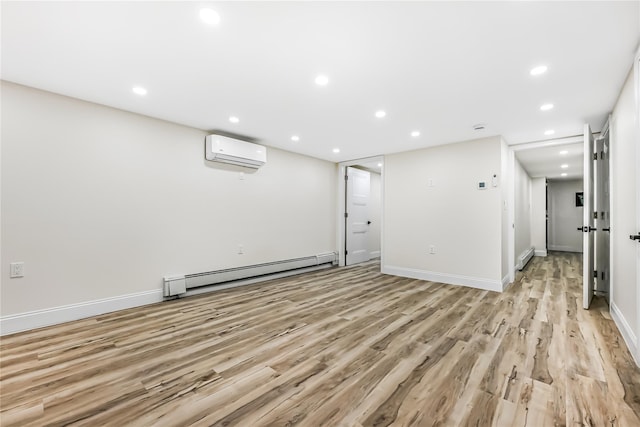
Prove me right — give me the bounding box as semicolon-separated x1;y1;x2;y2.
382;265;505;292
0;289;164;336
610;301;640;367
502;274;511;290
547;245;582;253
369;251;381;259
534;249;548;257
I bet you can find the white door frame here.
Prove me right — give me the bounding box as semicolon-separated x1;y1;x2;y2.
583;124;595;309
336;156;384;267
634;47;640;364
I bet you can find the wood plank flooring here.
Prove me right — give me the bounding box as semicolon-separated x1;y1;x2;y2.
1;252;639;426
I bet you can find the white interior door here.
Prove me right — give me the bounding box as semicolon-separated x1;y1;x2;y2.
594;131;610;301
636;55;640;364
346;167;371;266
583;124;595;309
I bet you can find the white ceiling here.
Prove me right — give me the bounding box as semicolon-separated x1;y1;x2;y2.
2;2;638;166
515;140;584;180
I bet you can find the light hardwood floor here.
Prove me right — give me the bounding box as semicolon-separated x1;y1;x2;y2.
1;252;639;426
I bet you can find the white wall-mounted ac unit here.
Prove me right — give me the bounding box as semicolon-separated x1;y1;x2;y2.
205;134;267;168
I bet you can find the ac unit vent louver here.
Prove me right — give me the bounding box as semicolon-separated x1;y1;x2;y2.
205;134;267;169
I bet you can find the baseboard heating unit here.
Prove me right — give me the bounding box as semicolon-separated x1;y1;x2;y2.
163;252;338;298
517;247;535;271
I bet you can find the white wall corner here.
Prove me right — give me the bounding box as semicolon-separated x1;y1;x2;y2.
0;289;164;336
610;301;640;367
534;249;548;257
501;274;511;291
382;265;505;293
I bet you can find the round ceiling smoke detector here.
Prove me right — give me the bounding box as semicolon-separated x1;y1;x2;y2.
473;123;486;131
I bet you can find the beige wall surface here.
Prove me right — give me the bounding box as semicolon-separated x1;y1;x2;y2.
368;172;382;258
514;158;532;263
1;82;337;316
547;179;583;253
383;136;504;286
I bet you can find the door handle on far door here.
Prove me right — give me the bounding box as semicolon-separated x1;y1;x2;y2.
367;221;372;225
630;233;640;241
577;226;597;232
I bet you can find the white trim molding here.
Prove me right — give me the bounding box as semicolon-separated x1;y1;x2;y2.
547;245;582;253
382;265;506;292
502;274;511;290
0;289;163;336
534;249;548;257
611;301;639;367
369;251;381;259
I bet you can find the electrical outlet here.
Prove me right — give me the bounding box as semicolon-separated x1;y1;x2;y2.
429;245;436;254
10;262;24;278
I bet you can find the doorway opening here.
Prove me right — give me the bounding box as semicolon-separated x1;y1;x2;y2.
512;124;610;311
337;157;383;267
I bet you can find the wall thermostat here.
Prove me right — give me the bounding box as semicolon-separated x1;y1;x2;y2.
478;181;487;190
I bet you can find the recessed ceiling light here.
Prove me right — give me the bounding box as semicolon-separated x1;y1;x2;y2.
332;148;340;153
375;110;386;118
544;129;555;136
540;103;554;111
561;173;568;177
229;116;239;123
315;75;329;86
411;131;420;137
561;164;569;169
559;150;569;155
132;86;147;96
530;65;548;76
291;135;300;142
199;8;220;25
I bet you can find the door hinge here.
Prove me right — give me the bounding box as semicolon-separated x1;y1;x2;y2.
344;175;348;181
344;212;348;218
593;153;598;160
593;212;598;219
593;270;598;278
345;250;348;255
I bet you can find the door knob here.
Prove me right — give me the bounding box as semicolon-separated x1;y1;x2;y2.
603;228;610;232
630;233;640;241
367;220;372;225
